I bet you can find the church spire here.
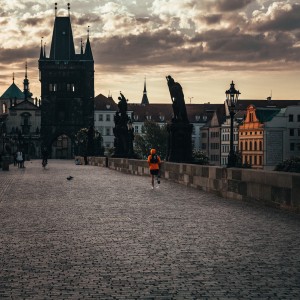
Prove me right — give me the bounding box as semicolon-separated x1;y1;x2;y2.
141;77;149;105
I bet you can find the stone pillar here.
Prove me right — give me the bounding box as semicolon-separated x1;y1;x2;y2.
167;122;193;163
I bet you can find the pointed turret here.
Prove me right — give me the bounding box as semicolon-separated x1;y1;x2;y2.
40;37;44;59
141;77;149;105
85;26;93;60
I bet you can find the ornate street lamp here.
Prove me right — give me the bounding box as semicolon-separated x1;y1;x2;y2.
225;81;240;168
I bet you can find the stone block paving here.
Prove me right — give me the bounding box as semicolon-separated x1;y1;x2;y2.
0;160;300;299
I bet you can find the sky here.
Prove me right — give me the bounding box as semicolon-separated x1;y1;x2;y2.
1;0;300;104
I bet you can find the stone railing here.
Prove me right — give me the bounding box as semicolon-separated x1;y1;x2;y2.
77;156;300;212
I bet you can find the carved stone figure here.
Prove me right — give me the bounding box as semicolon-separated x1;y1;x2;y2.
118;92;128;116
166;75;189;123
166;75;192;162
113;92;134;158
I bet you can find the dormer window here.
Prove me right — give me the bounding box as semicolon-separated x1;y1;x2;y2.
146;115;151;120
159;115;165;121
134;115;139;121
195;115;200;121
203;115;207;121
106;104;111;110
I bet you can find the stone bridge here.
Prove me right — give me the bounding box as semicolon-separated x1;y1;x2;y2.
0;160;299;299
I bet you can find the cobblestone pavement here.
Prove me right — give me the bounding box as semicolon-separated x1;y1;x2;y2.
0;160;300;299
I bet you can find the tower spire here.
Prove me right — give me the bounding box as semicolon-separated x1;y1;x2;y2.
12;72;15;83
141;77;149;105
55;3;57;17
25;61;28;79
23;61;30;101
68;3;70;17
80;38;83;54
84;26;93;60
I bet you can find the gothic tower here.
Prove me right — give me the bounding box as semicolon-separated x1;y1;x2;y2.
39;4;94;158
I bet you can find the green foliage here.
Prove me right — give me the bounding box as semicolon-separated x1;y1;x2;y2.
75;127;104;156
275;157;300;173
192;149;209;165
134;121;168;159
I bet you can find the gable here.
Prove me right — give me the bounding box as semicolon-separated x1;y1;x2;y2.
12;100;39;110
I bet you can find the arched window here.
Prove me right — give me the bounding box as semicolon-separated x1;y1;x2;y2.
259;141;263;151
250;141;252;151
245;141;248;150
254;141;257;151
2;103;7;113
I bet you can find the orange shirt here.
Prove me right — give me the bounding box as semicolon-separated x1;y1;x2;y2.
147;154;161;170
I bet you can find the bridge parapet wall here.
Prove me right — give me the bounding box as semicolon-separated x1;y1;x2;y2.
80;156;300;211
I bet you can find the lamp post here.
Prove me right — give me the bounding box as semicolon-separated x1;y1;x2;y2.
225;81;240;168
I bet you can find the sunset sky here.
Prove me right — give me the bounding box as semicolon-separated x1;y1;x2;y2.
1;0;300;104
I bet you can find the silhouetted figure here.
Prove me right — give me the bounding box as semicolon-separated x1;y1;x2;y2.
166;75;189;123
118;92;128;116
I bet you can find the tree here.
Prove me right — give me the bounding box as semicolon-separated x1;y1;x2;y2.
134;121;168;159
275;157;300;173
192;149;208;165
75;127;104;156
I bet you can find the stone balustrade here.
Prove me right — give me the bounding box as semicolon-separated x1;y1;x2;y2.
78;156;300;212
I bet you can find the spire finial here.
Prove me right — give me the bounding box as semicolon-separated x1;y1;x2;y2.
13;72;15;83
87;26;90;39
44;42;46;57
68;3;70;16
143;76;147;93
55;3;57;16
25;61;28;79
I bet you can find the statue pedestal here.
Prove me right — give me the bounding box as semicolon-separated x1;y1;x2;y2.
167;122;193;163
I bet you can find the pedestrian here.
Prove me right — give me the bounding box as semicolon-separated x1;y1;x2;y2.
41;147;48;168
147;148;161;189
16;150;23;168
13;151;17;166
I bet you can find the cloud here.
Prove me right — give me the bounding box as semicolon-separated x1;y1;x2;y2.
252;3;300;31
214;0;255;12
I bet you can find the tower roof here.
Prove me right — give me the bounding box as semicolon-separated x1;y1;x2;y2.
0;82;24;99
49;16;75;60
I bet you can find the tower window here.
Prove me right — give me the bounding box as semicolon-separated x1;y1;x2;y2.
49;83;57;92
67;84;75;92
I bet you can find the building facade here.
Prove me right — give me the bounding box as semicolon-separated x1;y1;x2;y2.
0;69;41;159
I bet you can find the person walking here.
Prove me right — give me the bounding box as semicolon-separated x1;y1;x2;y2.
147;148;161;189
16;150;23;168
41;147;48;168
